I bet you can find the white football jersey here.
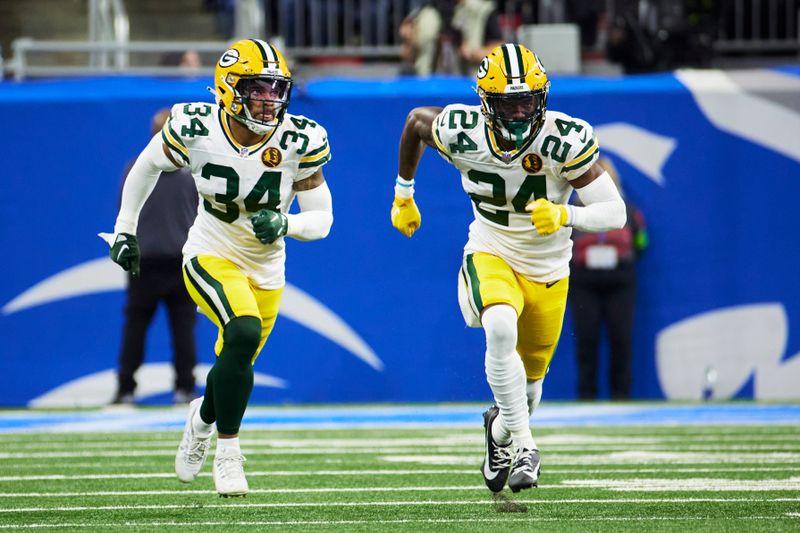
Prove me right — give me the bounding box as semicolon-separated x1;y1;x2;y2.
432;104;599;282
162;102;331;289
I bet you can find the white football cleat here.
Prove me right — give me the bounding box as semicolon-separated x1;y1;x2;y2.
213;447;249;497
175;397;212;483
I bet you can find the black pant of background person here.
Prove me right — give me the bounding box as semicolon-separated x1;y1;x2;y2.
569;264;636;400
116;257;197;401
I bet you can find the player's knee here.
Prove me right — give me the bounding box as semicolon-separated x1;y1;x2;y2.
482;304;518;356
222;316;262;362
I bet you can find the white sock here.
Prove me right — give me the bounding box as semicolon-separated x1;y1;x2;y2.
491;411;512;445
217;437;241;456
192;409;214;436
527;379;543;416
482;305;535;451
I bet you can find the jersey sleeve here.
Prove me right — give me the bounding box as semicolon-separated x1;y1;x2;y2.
559;117;600;181
295;119;331;181
160;102;216;168
430;104;481;163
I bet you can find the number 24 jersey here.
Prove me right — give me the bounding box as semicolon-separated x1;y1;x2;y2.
432;104;599;282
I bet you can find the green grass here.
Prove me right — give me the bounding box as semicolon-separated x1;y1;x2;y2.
0;424;798;531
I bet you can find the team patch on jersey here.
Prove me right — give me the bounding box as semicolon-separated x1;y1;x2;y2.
522;153;543;174
262;147;282;167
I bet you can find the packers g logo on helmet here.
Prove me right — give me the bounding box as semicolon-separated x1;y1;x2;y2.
476;43;550;148
214;39;293;135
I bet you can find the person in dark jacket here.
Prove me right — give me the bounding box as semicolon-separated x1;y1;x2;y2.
111;109;199;405
569;157;647;400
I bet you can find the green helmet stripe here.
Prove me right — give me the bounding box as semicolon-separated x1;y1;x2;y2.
250;39;269;62
513;44;525;78
501;45;513;78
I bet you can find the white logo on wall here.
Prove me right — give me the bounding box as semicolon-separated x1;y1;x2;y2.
3;257;384;407
656;303;800;400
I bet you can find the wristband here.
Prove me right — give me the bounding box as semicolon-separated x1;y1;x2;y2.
395;175;415;199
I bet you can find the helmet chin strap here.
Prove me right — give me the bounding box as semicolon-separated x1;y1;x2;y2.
496;120;532;149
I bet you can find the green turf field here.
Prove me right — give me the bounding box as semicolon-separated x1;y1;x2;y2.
0;419;798;531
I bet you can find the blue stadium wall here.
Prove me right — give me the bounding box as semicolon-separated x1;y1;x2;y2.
1;69;799;407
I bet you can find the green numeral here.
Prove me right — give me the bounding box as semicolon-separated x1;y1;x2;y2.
467;170;508;226
201;164;283;223
448;110;479;129
466;170;549;226
450;132;478;154
201;163;239;223
183;103;212;116
511;175;547;213
541;135;571;163
181;118;209;138
244;171;281;213
280;130;310;154
290;117;316;130
555;118;583;136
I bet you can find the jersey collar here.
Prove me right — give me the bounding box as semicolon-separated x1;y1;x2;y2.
217;109;277;155
484;123;536;163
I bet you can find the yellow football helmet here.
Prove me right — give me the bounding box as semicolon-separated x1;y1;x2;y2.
476;43;549;147
214;39;292;134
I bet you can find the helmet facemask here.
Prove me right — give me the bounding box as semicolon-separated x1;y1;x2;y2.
481;84;549;149
231;75;292;135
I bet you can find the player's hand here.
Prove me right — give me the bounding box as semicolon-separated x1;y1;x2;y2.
251;209;288;244
527;198;568;236
391;196;421;237
108;233;141;276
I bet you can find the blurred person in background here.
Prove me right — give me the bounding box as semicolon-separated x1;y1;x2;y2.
101;39;333;497
111;109;199;406
159;49;204;75
400;0;503;75
391;44;625;493
569;157;647;400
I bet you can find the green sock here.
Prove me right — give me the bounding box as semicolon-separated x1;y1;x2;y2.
210;316;261;435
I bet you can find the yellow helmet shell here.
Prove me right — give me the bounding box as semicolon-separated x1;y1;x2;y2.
214;39;291;118
476;43;548;96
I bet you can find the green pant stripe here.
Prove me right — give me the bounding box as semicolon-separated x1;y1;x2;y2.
465;254;484;312
188;258;236;324
184;263;226;325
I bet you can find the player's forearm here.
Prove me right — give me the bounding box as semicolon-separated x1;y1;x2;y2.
114;135;178;235
569;172;627;232
286;181;333;241
398;114;427;180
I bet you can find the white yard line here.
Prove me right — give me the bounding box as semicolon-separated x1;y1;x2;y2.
1;479;799;498
2;498;800;513
0;516;792;529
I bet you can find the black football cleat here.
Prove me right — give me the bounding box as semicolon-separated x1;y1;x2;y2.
508;448;541;493
481;405;514;493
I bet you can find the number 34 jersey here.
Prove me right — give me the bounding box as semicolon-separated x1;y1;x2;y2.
162;102;331;289
432;104;599;283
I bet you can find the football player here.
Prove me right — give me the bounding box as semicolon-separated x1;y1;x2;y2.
101;39;333;497
391;43;625;493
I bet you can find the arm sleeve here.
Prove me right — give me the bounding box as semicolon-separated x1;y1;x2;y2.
285;181;333;241
568;171;627;232
113;134;180;235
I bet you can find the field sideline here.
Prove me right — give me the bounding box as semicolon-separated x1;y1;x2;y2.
0;403;798;531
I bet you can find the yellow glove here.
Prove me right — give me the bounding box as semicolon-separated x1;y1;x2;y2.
391;196;421;237
527;198;569;236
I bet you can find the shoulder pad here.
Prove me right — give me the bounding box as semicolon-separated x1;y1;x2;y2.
432;104;482;160
541;112;599;179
